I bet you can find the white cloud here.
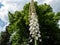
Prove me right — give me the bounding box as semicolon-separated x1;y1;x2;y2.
0;0;27;32
42;0;53;4
42;0;60;12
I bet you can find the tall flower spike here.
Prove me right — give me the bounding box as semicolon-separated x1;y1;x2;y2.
29;0;41;45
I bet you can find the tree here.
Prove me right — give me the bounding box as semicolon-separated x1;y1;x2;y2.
8;11;29;45
0;26;10;45
7;2;60;45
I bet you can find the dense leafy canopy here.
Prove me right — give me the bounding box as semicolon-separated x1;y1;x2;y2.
0;2;60;45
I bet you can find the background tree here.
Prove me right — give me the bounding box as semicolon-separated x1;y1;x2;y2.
0;26;10;45
3;2;60;45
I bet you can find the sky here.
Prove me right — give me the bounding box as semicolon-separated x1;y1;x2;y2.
0;2;3;8
0;0;60;32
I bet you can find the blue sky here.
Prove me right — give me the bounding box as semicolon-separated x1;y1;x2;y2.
0;0;60;32
0;2;3;8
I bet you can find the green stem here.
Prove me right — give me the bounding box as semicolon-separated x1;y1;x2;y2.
34;39;37;45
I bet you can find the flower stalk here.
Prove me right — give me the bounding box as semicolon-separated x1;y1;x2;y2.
29;0;41;45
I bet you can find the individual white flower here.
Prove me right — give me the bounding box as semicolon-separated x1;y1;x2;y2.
35;36;38;40
30;20;33;23
29;39;33;42
33;18;37;20
29;23;33;26
29;26;33;31
32;34;35;37
30;31;33;34
39;31;41;34
36;26;39;29
35;30;38;32
33;23;37;26
27;44;29;45
38;34;41;37
31;14;34;18
39;39;42;42
36;23;39;26
32;31;35;34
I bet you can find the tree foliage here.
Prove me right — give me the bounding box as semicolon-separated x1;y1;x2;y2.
0;26;10;45
1;2;60;45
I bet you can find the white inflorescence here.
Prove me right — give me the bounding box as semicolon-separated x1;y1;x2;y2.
29;13;41;41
